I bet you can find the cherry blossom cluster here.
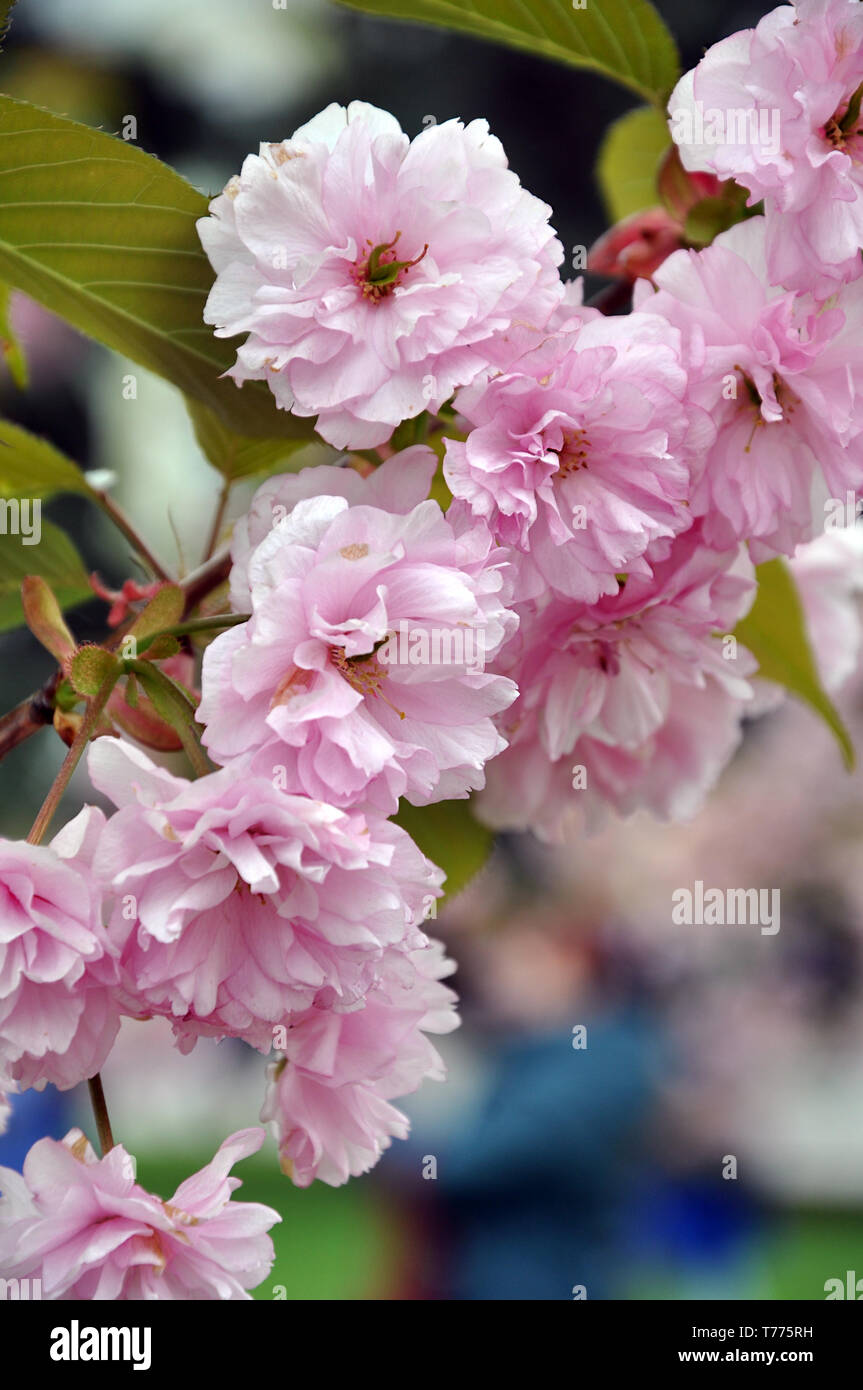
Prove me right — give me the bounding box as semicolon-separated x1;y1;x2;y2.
3;2;863;1295
0;1128;279;1299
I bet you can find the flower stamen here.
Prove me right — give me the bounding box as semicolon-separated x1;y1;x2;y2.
330;645;406;718
824;80;863;147
554;427;591;476
353;231;429;303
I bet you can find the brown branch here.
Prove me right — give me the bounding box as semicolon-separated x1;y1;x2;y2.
87;1073;115;1155
0;671;60;759
179;546;231;617
202;480;231;565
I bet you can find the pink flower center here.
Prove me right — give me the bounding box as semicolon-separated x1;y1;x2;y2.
330;643;406;719
733;367;799;452
330;645;385;694
163;1201;199;1229
352;232;429;303
593;640;621;675
568;631;623;676
554;427;591;476
772;373;800;421
823;80;863;150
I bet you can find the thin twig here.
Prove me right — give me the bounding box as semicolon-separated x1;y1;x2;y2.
87;1073;115;1155
26;670;118;846
135;612;249;656
95;489;173;582
179;546;232;617
202;478;231;564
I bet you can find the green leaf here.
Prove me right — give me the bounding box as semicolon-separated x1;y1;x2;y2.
335;0;680;104
0;284;27;387
596;105;671;222
391;411;431;454
126;583;185;646
0;418;96;499
428;460;453;512
21;574;77;662
125;658;211;776
70;645;121;698
0;518;91;631
657;145;702;222
0;94;317;440
139;633;181;660
684;194;746;247
735;558;854;770
186;398;314;481
394;797;493;900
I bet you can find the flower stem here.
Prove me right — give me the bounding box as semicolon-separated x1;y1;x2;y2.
26;670;118;846
134;612;250;656
202;478;231;563
179;546;232;615
87;1073;115;1155
95;488;173;583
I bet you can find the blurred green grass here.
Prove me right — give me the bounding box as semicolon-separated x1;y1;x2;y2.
627;1211;863;1300
134;1152;404;1300
763;1213;863;1300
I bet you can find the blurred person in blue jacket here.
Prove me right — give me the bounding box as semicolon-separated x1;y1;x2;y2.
386;905;667;1301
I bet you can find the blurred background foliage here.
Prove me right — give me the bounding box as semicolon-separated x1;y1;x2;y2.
2;0;863;1301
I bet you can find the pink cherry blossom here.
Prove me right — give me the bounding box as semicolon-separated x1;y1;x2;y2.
478;529;757;841
635;216;863;560
198;101;564;448
0;808;120;1092
0;1126;278;1299
229;445;437;611
484;679;752;843
444;309;709;603
262;941;458;1186
198;492;518;813
668;0;863;296
790;524;863;693
476;277;602;376
88;737;443;1053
